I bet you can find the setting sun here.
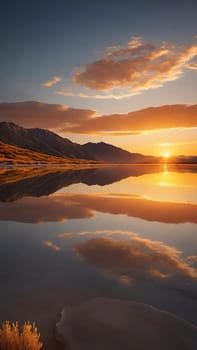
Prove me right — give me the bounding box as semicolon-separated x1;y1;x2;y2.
163;152;170;158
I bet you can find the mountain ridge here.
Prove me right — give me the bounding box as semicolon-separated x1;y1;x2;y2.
0;122;196;164
0;121;155;163
0;121;90;160
81;141;149;163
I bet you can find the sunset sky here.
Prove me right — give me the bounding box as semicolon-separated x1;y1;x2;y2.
0;0;197;156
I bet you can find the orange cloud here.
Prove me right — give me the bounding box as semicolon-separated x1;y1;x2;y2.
74;235;197;281
0;101;196;135
0;193;196;224
64;104;197;134
187;256;197;262
72;37;197;98
41;76;62;87
186;62;197;70
0;101;95;130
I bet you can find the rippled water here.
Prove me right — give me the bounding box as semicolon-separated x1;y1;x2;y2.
0;164;196;349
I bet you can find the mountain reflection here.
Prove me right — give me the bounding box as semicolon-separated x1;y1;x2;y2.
74;235;197;282
0;164;196;202
0;193;196;224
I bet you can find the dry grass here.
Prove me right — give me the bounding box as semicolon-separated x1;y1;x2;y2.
0;321;42;350
0;141;73;164
0;141;95;165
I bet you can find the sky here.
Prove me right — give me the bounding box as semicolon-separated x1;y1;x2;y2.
0;0;197;156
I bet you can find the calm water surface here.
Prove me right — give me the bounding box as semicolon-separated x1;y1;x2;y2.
0;164;196;349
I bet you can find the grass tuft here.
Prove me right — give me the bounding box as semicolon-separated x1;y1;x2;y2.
0;321;42;350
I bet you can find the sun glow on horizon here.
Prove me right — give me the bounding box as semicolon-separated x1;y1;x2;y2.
163;152;170;158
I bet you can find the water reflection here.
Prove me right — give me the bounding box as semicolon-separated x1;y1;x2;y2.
0;164;196;202
0;164;196;349
73;233;197;282
164;164;168;174
0;193;196;224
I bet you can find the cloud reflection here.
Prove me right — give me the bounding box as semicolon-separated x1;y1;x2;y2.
74;234;197;282
43;240;61;251
0;196;94;223
0;193;196;224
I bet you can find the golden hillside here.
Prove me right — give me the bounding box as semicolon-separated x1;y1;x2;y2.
0;141;90;165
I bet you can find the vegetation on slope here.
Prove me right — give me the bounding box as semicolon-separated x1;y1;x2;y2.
0;141;92;165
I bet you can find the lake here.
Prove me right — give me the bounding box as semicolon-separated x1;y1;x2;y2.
0;164;197;349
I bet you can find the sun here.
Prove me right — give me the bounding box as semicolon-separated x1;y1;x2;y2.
163;152;170;158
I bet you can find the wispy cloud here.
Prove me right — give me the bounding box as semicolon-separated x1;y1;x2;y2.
186;62;197;70
56;89;139;100
41;76;62;87
58;229;125;238
71;36;197;99
56;90;76;97
187;255;197;262
159;140;197;147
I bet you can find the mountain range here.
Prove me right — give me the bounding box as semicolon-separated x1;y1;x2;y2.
0;122;158;164
0;122;196;165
